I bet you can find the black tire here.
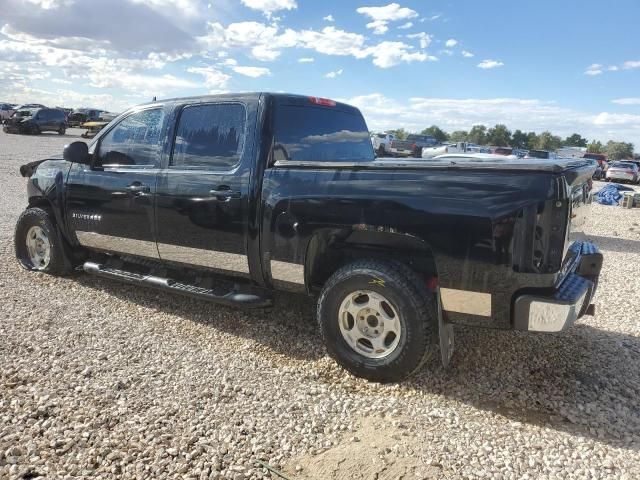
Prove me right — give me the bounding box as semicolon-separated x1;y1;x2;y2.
413;147;422;158
14;208;72;276
58;124;66;135
317;259;437;382
377;145;385;157
31;125;40;135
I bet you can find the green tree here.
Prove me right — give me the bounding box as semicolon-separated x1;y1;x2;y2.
486;124;512;147
449;130;468;142
386;128;408;140
525;132;538;150
510;129;528;148
564;133;588;147
535;131;562;151
421;125;449;143
587;140;604;153
605;141;634;160
467;125;487;145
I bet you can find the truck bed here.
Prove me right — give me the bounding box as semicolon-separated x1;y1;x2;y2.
275;156;596;173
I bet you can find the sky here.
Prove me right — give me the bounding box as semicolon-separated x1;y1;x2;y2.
1;0;639;144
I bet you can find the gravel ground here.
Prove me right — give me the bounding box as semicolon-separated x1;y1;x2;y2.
1;129;639;479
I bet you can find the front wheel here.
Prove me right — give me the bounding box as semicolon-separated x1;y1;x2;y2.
377;146;385;157
15;208;72;275
317;260;437;382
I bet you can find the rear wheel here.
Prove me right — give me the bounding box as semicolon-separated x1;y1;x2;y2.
15;208;72;275
58;124;66;135
377;145;385;157
31;125;40;135
317;260;437;382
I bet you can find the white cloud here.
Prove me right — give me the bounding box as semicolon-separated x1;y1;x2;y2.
478;59;504;69
607;65;619;71
584;63;603;76
232;65;270;77
357;3;418;35
366;20;389;35
364;41;431;68
240;0;297;16
398;22;413;29
623;60;640;70
445;38;458;48
298;57;314;63
25;0;71;9
612;98;640;105
323;14;335;22
461;50;474;58
325;68;343;78
187;66;231;89
406;32;432;49
342;93;640;146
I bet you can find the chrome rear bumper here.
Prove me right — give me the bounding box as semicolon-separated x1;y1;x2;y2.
513;242;602;332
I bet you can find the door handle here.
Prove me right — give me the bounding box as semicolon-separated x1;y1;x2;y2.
209;187;239;200
126;183;150;195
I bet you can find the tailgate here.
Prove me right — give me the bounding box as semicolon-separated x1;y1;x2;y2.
564;161;596;236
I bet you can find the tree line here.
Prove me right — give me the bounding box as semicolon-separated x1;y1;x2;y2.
385;124;636;160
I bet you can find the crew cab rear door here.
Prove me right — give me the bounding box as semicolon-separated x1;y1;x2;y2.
154;100;256;278
65;106;166;258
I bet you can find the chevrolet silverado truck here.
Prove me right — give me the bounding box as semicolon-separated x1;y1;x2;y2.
15;93;602;382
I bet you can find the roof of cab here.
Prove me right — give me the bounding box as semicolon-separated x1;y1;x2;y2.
135;92;360;113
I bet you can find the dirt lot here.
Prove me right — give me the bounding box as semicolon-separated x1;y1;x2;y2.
1;129;639;479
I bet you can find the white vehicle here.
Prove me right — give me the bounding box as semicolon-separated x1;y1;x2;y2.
0;103;16;122
422;142;473;158
371;133;414;157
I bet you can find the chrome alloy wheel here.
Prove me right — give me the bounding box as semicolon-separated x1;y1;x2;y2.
25;225;51;270
338;290;402;359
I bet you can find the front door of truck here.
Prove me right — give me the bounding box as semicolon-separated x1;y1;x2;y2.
65;107;166;258
154;101;253;277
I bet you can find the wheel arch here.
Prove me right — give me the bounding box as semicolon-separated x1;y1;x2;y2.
305;228;439;294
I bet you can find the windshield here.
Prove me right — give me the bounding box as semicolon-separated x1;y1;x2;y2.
273;105;374;162
611;162;635;168
12;110;34;118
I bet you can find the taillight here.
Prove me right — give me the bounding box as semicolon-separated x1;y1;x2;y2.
309;96;336;107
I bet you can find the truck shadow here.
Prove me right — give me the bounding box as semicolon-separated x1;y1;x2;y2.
76;274;639;451
585;234;640;254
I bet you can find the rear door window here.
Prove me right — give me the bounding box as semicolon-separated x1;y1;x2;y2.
273;105;374;162
96;108;164;168
171;103;246;170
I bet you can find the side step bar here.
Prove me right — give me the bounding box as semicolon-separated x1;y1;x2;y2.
83;261;273;309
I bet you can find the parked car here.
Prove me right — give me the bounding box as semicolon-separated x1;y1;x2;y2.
13;103;46;110
493;147;513;156
405;134;438;157
582;153;607;180
16;93;601;382
0;103;17;123
68;108;104;127
605;161;639;184
3;108;67;135
371;133;414;157
421;141;472;158
526;149;558;160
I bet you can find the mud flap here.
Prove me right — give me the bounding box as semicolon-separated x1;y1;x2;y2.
437;289;454;369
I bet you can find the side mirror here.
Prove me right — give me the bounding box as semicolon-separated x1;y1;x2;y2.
63;141;90;165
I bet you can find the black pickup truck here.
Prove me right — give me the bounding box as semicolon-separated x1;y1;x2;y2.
15;93;602;382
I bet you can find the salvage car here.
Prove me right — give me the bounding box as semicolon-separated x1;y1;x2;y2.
605;161;639;184
3;107;67;135
15;93;602;382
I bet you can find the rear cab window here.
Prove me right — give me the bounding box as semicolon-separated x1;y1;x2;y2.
272;97;374;162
